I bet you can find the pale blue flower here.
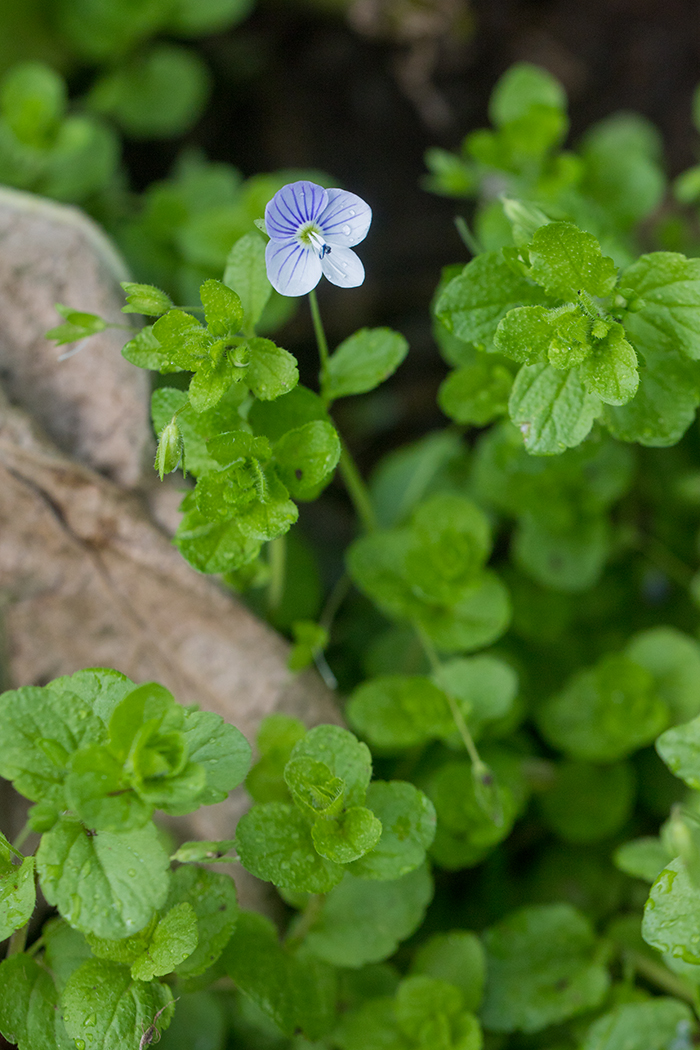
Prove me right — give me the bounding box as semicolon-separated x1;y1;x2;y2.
264;180;372;297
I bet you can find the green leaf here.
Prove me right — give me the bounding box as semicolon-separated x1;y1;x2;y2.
347;526;510;655
188;354;238;413
164;865;238;977
130;903;199;981
273;420;341;499
170;839;236;863
656;717;700;790
614;838;671;882
181;706;251;806
0;681;108;806
0;953;68;1050
65;746;153;832
488;62;566;126
223;232;271;334
426;755;522;870
175;502;263;575
1;61;66;145
529;223;618;300
235;801;345;892
151;309;211;370
222;911;336;1040
480;903;610;1033
46;303;108;345
621;252;700;361
582;999;695;1050
538;760;636;843
199;278;244;337
37;819;170;939
87;43;210;139
643;858;700;962
410;931;486;1012
602;345;700;447
289;726;373;809
493;305;557;365
538;654;669;762
120;282;173;317
311;806;383;864
284;756;345;821
432;656;518;741
248;383;328;441
333;997;410;1050
438;360;513;426
123;325;182;373
0;854;35;941
369;430;462;529
304;865;433;967
509;363;601;454
43;918;93;991
626;627;700;724
435;252;547;350
347;675;453;750
144;991;225;1050
395;975;476;1047
513;511;610;592
416;571;511;655
288;619;328;672
245;337;299;400
579;323;638;405
245;714;307;803
323;327;409;401
348;781;437;880
167;0;254;34
61;959;174;1050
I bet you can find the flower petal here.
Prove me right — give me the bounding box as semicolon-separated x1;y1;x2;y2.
265;238;322;297
321;245;365;289
318;188;372;247
264;181;329;241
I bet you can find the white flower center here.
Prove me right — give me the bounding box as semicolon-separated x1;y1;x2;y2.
298;222;331;259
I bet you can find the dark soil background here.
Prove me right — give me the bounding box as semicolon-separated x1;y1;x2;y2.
126;0;700;470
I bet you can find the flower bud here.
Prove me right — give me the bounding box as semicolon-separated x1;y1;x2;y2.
120;282;174;316
154;418;183;480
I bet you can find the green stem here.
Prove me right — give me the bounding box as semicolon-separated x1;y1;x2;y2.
308;288;329;389
7;923;28;956
285;894;325;950
418;630;481;766
454;215;481;257
308;288;377;533
267;534;287;611
417;627;503;825
339;444;377;533
627;951;698;1009
637;533;695;589
12;821;30;854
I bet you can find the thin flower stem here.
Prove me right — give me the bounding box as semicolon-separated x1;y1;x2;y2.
417;627;503;825
308;288;330;384
417;629;481;767
339;444;378;533
285;893;325;950
7;923;28;956
12;822;30;853
627;950;698;1008
307;289;377;533
454;215;482;257
267;534;287;611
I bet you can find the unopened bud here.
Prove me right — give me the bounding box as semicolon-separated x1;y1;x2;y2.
154;418;184;480
120;282;174;317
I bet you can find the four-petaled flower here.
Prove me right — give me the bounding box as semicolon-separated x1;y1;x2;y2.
264;180;372;297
